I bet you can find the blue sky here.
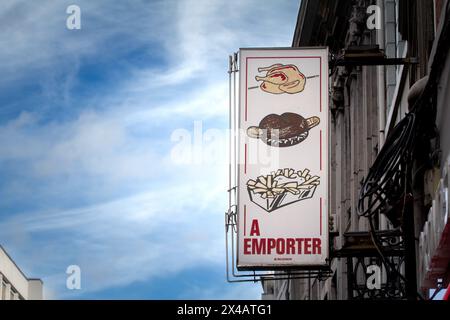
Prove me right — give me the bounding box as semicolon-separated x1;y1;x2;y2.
0;0;300;299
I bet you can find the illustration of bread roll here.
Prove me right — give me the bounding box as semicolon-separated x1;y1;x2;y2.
247;113;320;147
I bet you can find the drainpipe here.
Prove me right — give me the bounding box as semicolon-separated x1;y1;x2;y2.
377;0;387;230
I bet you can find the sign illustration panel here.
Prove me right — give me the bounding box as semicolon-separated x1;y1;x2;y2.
237;48;329;269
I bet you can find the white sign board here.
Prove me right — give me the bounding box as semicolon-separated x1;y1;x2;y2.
237;48;329;269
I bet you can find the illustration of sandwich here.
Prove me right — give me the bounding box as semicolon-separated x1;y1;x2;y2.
247;112;320;147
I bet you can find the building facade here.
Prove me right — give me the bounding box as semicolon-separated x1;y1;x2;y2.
0;246;43;300
262;0;450;300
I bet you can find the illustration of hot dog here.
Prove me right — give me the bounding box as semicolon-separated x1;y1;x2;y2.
247;112;320;147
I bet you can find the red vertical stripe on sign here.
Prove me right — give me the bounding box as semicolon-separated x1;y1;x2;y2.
320;197;323;235
245;58;248;122
320;130;323;171
320;57;322;112
244;143;247;174
244;205;247;236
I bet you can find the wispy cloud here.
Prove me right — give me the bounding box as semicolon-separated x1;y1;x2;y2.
0;0;299;299
0;177;227;298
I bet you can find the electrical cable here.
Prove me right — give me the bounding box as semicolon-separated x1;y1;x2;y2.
358;113;416;224
358;0;450;222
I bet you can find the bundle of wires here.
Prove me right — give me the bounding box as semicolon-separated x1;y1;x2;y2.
357;112;416;226
359;0;450;224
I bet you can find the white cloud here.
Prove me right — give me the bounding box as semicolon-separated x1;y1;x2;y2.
122;82;229;125
0;0;299;299
0;1;168;85
0;110;155;180
0;176;227;297
0;87;229;183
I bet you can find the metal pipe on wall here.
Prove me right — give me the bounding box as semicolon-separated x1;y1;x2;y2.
377;0;388;231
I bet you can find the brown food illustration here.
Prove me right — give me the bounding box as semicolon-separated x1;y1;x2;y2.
247;112;320;147
255;64;306;94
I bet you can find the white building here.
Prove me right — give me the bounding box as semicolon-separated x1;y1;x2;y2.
0;246;43;300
